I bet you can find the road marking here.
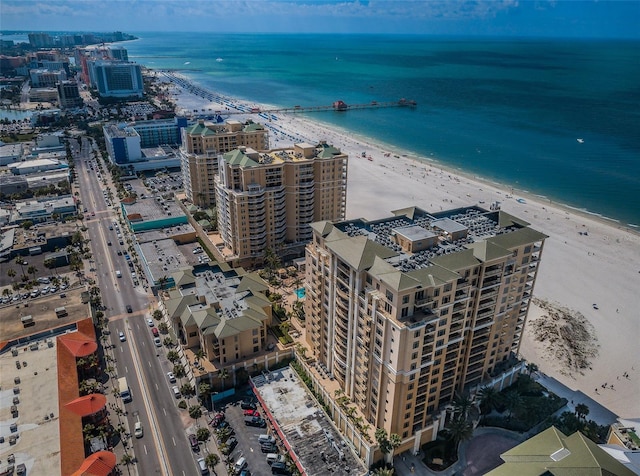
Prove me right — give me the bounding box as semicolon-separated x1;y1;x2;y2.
127;326;171;476
125;366;128;374
144;445;148;455
155;383;159;390
172;437;176;446
148;361;152;367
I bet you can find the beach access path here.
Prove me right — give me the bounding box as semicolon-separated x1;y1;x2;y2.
162;73;640;420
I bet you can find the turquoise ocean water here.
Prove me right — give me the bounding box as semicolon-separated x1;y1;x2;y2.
124;33;640;226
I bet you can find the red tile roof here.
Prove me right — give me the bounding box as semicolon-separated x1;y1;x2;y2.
65;393;107;417
71;450;116;476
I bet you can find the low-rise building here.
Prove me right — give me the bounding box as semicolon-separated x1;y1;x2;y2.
162;267;273;366
487;426;635;476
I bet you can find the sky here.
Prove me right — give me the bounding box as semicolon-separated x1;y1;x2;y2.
1;0;639;38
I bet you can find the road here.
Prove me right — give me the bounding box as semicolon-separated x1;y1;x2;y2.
73;137;201;475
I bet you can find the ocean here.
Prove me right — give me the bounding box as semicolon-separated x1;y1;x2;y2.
125;33;640;226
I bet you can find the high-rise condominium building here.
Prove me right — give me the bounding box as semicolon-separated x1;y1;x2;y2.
305;206;546;446
89;61;143;98
215;142;347;266
180;120;269;207
57;80;83;109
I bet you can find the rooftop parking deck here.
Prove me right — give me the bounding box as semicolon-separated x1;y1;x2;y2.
252;367;367;476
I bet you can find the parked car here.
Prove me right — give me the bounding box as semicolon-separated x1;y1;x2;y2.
261;442;278;453
189;433;199;452
271;461;289;475
244;409;260;417
241;400;257;410
147;318;154;327
222;437;238;455
154;337;162;347
152;327;159;337
167;371;176;383
258;434;276;445
245;416;266;428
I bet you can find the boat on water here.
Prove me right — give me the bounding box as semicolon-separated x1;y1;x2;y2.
216;58;223;62
577;138;584;143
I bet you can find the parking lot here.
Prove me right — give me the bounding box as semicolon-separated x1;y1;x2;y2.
212;396;289;476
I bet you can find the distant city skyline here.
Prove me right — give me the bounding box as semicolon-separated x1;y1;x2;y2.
1;0;639;39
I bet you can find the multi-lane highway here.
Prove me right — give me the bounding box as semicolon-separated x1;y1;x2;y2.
72;137;203;475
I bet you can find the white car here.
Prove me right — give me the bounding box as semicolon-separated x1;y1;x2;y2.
154;337;162;347
167;372;176;383
134;421;143;438
119;332;126;342
147;318;154;327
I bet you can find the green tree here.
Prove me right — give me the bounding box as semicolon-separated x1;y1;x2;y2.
173;364;186;379
218;368;229;391
196;427;210;442
14;256;26;280
189;405;203;422
443;416;473;451
477;386;501;415
205;453;219;473
153;309;163;321
27;265;38;282
452;392;473;420
526;362;539;377
167;350;180;363
503;390;523;422
575;403;590;421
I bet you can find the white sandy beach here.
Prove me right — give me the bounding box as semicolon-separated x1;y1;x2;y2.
163;74;640;419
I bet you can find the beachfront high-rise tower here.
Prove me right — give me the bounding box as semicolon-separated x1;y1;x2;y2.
215;142;348;267
180;119;269;207
304;206;546;453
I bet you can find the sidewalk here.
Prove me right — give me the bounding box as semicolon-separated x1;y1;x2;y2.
534;373;618;426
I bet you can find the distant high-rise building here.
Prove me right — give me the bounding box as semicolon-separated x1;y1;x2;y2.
304;206;546;449
89;61;143;98
215;142;347;266
57;80;83;109
180;119;269;207
28;33;53;48
108;46;129;62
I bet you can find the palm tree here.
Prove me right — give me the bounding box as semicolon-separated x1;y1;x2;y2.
189;405;203;424
503;390;522;422
167;350;180;363
152;309;163;321
388;433;402;463
14;256;26;280
526;362;539;377
575;403;590;420
452;392;473;420
7;268;16;282
205;453;219;474
477;386;501;415
375;428;393;463
173;364;186;379
218;368;229;391
195;348;206;363
443;416;473;451
26;265;38;282
372;468;395;476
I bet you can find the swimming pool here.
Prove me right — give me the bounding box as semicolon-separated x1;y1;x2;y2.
295;288;306;299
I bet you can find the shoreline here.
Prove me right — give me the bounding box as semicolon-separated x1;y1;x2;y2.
155;70;640;419
158;70;639;232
